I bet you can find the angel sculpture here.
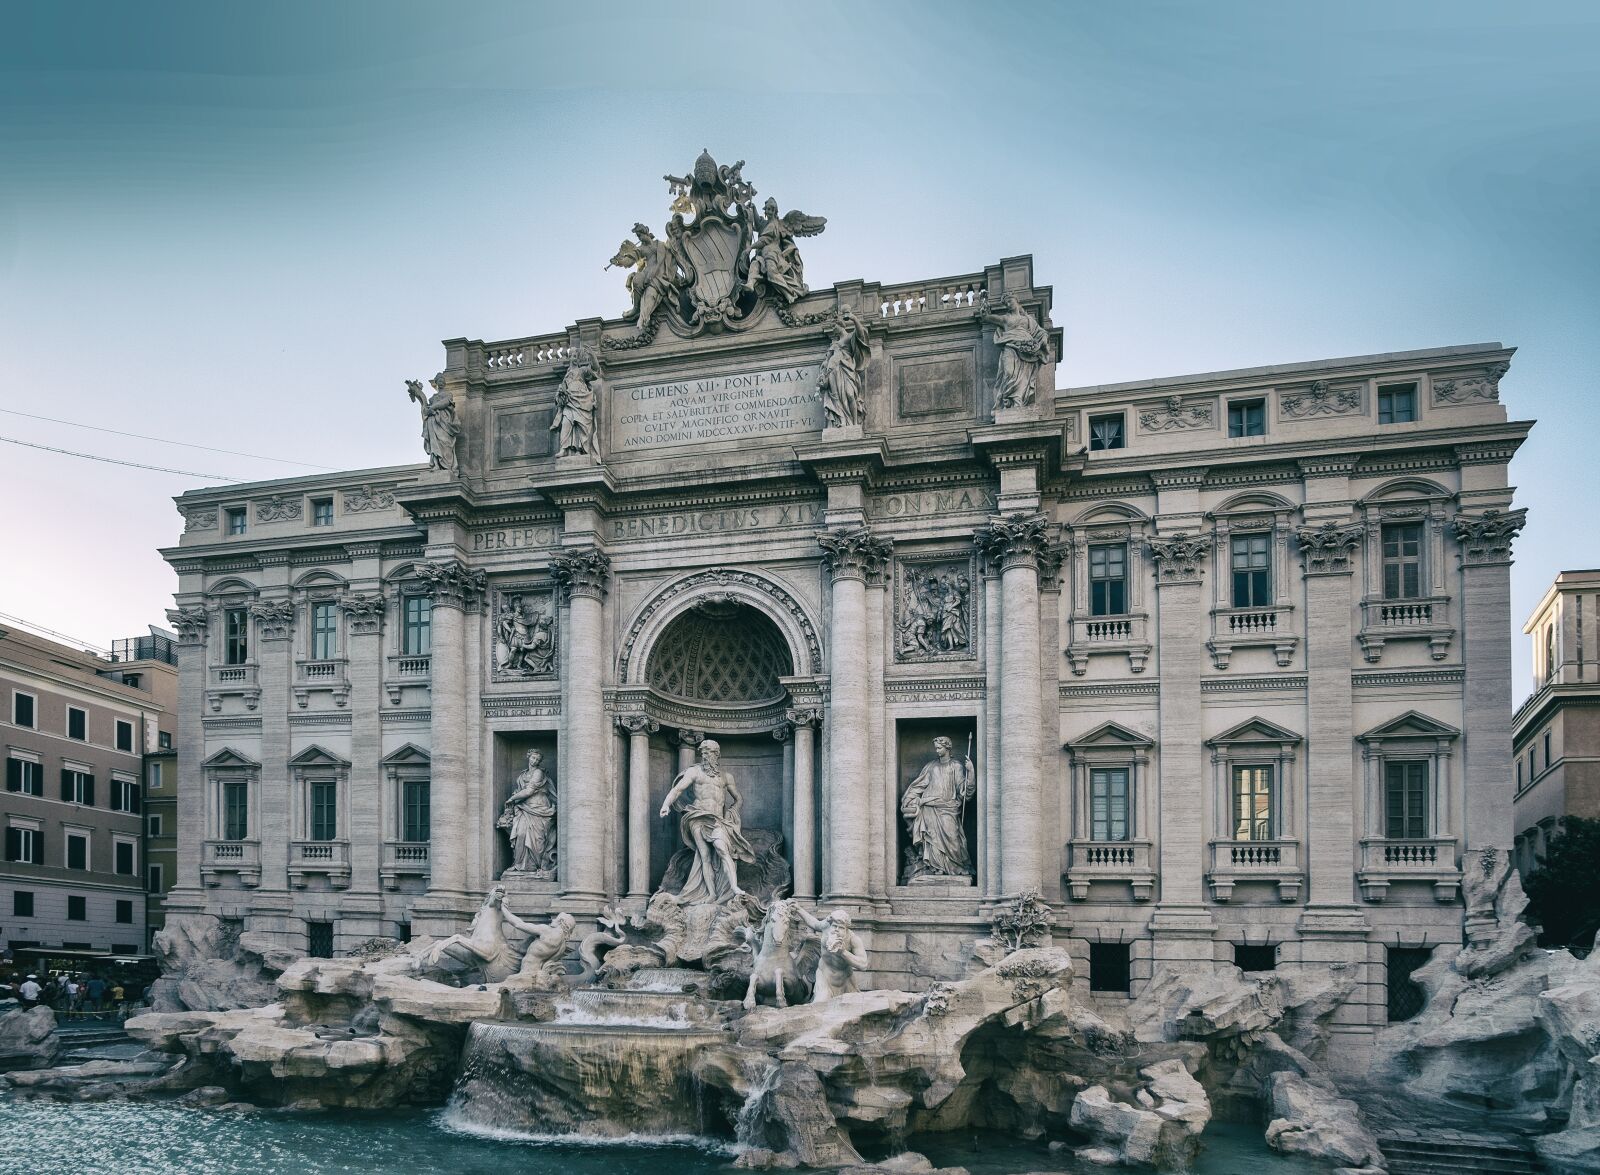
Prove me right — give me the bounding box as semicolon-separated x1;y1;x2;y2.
815;307;870;429
607;222;683;328
744;197;826;305
407;375;462;473
550;342;602;458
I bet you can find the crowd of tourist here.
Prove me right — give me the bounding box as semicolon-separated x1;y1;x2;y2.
0;970;144;1016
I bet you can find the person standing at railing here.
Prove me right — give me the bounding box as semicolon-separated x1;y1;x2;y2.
64;976;80;1012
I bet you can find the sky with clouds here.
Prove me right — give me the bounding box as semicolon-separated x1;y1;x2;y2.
1;1;1596;699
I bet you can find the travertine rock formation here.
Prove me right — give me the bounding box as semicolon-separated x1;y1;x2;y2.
0;1004;59;1071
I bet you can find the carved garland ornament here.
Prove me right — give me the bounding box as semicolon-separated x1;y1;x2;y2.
1453;508;1527;566
180;506;219;533
1138;395;1213;433
1433;363;1508;406
1147;533;1210;582
339;592;387;635
617;568;822;682
548;547;612;601
415;559;489;609
818;526;894;583
257;494;302;523
343;484;397;513
1295;521;1365;575
974;512;1052;570
1280;380;1362;419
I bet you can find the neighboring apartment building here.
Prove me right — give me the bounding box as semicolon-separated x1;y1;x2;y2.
0;622;171;955
103;631;180;942
1513;569;1600;875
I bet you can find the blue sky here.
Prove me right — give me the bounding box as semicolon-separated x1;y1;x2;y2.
1;2;1595;698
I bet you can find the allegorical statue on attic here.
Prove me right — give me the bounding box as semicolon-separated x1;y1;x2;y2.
815;306;871;429
977;292;1052;410
607;150;827;337
901;735;976;883
550;342;602;459
658;738;756;905
407;374;462;473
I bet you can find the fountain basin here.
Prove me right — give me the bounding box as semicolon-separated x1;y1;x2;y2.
553;988;729;1029
447;1020;732;1138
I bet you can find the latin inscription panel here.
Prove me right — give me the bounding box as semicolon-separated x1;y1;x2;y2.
611;364;823;456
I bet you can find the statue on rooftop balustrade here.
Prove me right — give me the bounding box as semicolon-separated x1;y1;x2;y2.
608;223;684;333
815;306;870;429
977;293;1051;410
407;374;462;473
745;197;826;306
550;342;602;459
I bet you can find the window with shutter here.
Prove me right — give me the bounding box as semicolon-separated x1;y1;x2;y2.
6;759;19;792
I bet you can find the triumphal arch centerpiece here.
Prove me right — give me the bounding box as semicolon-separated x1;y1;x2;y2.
161;150;1529;1065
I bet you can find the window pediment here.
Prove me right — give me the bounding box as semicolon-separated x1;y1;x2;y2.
380;743;431;768
289;744;351;770
1358;711;1460;743
202;747;260;771
1207;717;1302;748
1065;721;1154;753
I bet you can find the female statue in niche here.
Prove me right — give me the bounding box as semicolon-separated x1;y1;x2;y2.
499;750;557;877
901;735;976;883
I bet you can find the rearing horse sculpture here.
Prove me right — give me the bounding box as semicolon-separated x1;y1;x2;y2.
740;896;818;1010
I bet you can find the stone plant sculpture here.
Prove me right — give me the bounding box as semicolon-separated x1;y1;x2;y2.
406;374;462;473
498;750;557;878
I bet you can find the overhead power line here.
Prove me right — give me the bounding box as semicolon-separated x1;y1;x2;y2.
0;407;336;470
0;434;237;481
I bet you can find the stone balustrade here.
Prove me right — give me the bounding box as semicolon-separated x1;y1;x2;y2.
380;841;431;891
1206;838;1303;902
201;839;261;888
1358;595;1454;662
1357;836;1460;903
289;839;352;889
1064;839;1155;901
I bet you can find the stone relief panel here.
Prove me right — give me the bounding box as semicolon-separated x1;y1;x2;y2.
491;587;558;682
495;406;557;463
896;353;974;421
1280;380;1362;419
894;556;975;663
1433;363;1507;406
343;484;397;514
1138;395;1214;433
256;494;302;523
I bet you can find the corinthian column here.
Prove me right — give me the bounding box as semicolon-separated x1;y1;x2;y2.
617;714;658;900
551;546;612;903
416;559;485;899
165;605;210;898
786;707;822;900
976;513;1050;898
818;526;891;906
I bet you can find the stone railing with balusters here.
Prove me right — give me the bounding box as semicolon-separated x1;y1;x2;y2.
1358;836;1459;903
1064;839;1155;901
1206;838;1302;902
200;840;261;887
293;659;349;709
1065;614;1151;676
381;840;431;890
1358;596;1453;663
289;840;352;889
477;333;574;375
874;276;985;320
385;653;432;705
1208;604;1297;669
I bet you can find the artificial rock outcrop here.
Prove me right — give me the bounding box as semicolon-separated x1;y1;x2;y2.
0;1003;59;1071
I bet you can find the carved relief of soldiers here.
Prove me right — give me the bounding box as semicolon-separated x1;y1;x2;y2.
550;343;602;459
499;750;557;877
495;595;555;676
407;374;462;473
897;568;970;657
978;293;1051;410
901;735;976;883
815;307;870;429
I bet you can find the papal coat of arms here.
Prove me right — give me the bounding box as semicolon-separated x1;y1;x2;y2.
606;150;826;342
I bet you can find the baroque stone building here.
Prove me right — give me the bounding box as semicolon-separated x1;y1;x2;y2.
160;154;1529;1067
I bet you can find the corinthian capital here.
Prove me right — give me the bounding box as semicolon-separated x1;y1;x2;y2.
248;598;296;641
616;714;658;737
1295;521;1364;576
339;591;387;634
549;546;612;601
416;559;488;610
1147;533;1209;583
974;512;1052;572
166;605;210;645
818;526;893;583
1454;508;1527;567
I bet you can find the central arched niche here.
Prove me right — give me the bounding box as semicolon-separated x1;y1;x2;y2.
642;600;795;890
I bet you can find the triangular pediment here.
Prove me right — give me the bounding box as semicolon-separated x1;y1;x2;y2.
380;743;431;767
1207;717;1302;748
288;744;350;770
1358;710;1461;743
1065;721;1154;751
201;747;259;770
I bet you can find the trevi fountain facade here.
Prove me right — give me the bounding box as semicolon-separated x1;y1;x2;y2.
25;152;1589;1173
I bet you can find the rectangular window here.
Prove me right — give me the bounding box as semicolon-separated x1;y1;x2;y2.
402;779;431;842
5;826;41;864
1088;543;1128;616
1545;731;1553;767
1228;398;1266;438
148;761;163;790
223;779;249;840
403;595;432;656
307;921;335;959
62;768;94;806
12;691;34;728
1088;413;1126;451
224;608;250;665
1231;765;1274;841
148;814;163;838
1230;533;1272;608
1234;944;1278;972
148;863;164;894
1088;942;1132;994
1381;523;1424;600
310;601;338;661
158;731;172;750
12;890;33;917
66;833;88;871
115;839;135;875
311;498;334;527
1089;768;1130;842
310;780;338;842
7;758;43;796
1385;761;1428;839
67;895;86;921
110;777;140;813
67;706;86;740
1377;383;1418;425
116;899;133;924
226;507;248;535
115;719;134;752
